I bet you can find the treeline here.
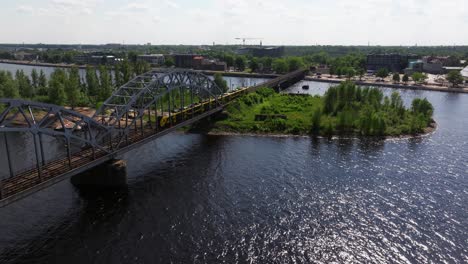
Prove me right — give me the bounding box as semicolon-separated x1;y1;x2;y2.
318;82;434;136
212;53;307;73
0;60;151;108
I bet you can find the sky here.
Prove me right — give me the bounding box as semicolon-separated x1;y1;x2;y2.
1;0;467;46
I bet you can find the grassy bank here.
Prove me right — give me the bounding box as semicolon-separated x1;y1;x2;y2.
210;81;435;137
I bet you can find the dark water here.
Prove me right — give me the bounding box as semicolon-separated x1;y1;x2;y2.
0;82;467;263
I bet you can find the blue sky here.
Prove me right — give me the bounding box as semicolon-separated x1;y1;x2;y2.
1;0;467;45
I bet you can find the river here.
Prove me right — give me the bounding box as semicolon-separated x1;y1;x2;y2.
0;79;467;262
0;63;269;92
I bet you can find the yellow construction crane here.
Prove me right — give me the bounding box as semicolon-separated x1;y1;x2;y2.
235;37;264;46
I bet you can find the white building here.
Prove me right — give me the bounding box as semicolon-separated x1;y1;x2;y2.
461;66;468;81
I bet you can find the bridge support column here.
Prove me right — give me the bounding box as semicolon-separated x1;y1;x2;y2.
71;159;127;189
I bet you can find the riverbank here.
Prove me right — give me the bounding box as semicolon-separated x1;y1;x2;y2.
305;76;468;94
0;59;88;69
203;120;437;140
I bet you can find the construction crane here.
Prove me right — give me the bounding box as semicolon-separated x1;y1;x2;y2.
235;37;263;46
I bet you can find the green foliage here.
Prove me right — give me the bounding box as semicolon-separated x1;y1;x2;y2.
311;108;322;134
402;74;409;83
376;68;389;78
85;66;99;97
392;73;400;83
412;72;428;83
249;57;259;72
216;82;434;137
65;67;81;109
16;70;33;98
214;73;228;93
235;56;246;71
98;65;113;101
164;57;175;67
446;70;464;87
287;57;305;71
0;71;19;98
272;59;288;74
48;69;67;105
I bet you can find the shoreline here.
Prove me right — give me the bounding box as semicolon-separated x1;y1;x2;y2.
0;59;89;69
305;76;468;94
192;121;438;141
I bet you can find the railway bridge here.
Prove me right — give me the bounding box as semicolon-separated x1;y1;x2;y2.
0;69;307;207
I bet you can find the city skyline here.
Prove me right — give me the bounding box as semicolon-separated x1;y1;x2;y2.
1;0;467;46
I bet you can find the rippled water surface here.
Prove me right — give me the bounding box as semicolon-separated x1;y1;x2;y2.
0;82;467;263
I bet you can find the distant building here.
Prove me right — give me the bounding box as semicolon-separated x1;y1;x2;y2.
461;66;468;81
236;46;285;58
73;54;116;65
404;60;424;75
422;56;461;74
443;67;464;74
88;55;116;65
14;51;38;61
200;59;227;71
137;54;165;66
310;65;330;75
366;54;418;73
422;56;444;74
172;54;200;68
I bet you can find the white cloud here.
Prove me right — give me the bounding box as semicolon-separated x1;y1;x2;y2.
16;5;34;14
4;0;468;45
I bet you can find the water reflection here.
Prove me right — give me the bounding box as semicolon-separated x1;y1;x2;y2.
0;82;467;263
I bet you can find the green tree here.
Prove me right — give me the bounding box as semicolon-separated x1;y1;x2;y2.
272;59;288;74
287;57;304;71
261;57;273;69
16;70;33;98
249;58;259;72
134;61;150;75
164;56;175;67
85;66;99;97
0;71;19;98
37;70;48;96
31;69;39;89
446;70;464;87
412;98;434;119
223;54;234;68
213;73;228;93
345;67;356;80
65;67;81;109
311;108;322;134
235;56;246;71
118;60;134;84
358;68;365;81
412;72;427;83
402;74;409;84
99;65;113;101
376;68;389;79
48;69;67;105
392;73;400;83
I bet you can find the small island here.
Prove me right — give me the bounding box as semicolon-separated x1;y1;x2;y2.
208;81;435;137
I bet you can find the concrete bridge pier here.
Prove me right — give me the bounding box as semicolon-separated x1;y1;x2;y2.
71;159;128;189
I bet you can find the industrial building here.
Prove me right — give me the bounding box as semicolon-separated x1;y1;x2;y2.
170;54;227;71
366;54;418;73
461;66;468;82
136;54;165;66
422;56;461;74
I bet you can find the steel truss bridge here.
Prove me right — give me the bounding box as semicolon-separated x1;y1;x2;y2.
0;69;306;206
